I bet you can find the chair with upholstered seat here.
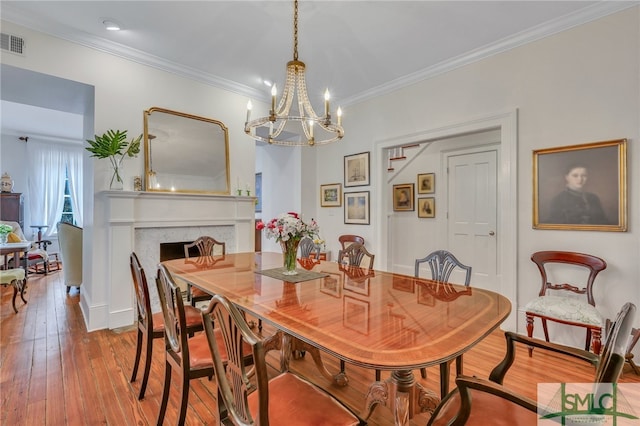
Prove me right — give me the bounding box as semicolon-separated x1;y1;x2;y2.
128;253;203;400
428;302;636;426
202;293;365;426
184;236;225;306
414;250;472;392
299;236;320;259
0;268;27;313
337;242;374;269
525;250;607;356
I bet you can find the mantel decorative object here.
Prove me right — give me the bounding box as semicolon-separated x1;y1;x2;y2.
86;129;142;190
244;0;343;146
256;212;320;275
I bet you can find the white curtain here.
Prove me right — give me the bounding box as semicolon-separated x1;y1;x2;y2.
27;141;83;237
66;149;83;227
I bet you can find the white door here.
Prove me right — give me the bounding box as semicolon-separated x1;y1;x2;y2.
447;149;498;291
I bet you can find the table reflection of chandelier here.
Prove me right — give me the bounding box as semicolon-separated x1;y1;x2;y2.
244;0;343;146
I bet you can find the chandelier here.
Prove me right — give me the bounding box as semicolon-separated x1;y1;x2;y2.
244;0;343;146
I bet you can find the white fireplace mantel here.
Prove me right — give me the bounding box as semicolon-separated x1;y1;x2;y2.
103;190;255;329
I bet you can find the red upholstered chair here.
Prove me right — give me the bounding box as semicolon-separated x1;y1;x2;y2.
202;293;365;426
428;302;636;426
128;253;203;400
525;251;607;355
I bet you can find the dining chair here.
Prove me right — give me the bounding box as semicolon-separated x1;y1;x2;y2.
184;236;226;306
129;253;203;400
338;234;365;250
202;293;365;426
337;242;375;269
0;267;27;313
414;249;472;388
299;236;320;259
427;302;636;426
155;263;218;425
525;250;607;356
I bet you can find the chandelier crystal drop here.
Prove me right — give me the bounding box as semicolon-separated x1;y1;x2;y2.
244;0;343;147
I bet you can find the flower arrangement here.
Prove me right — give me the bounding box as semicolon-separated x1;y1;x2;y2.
256;212;319;243
256;212;319;275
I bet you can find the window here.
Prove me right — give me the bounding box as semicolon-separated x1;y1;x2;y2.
60;167;75;225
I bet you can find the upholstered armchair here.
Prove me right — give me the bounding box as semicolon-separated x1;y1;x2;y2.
57;222;83;292
0;220;49;272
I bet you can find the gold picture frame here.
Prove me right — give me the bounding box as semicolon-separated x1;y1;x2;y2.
533;139;627;231
320;183;342;207
417;173;435;194
393;183;414;211
417;197;435;218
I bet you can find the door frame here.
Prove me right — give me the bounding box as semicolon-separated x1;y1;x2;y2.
375;109;518;331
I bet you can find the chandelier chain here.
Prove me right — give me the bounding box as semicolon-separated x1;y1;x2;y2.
293;0;299;61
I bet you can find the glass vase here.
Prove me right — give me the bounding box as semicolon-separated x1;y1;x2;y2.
0;233;8;244
280;239;300;276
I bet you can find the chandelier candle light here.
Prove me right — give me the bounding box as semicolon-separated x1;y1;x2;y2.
256;212;320;275
244;0;343;146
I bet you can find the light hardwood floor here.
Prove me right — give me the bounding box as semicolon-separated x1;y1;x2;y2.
1;270;638;425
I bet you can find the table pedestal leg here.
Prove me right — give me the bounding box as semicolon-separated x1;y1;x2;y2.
262;330;349;387
363;369;440;426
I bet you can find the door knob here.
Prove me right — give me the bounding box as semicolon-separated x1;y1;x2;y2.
489;231;495;236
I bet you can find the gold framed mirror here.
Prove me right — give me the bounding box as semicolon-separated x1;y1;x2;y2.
144;107;230;194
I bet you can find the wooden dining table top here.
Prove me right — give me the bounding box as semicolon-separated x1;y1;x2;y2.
162;252;511;371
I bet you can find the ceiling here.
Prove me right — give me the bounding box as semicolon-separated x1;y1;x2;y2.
0;1;636;139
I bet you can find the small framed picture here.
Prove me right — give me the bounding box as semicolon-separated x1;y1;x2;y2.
417;197;435;218
417;173;435;194
393;183;414;211
344;152;370;187
533;139;627;231
320;183;342;207
344;191;370;225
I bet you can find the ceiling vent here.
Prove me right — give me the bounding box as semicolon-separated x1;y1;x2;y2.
1;33;25;55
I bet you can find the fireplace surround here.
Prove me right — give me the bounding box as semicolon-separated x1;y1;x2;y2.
102;190;255;329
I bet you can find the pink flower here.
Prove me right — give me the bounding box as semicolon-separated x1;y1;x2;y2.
288;212;299;219
256;220;265;230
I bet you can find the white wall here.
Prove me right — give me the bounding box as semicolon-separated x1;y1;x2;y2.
311;7;640;347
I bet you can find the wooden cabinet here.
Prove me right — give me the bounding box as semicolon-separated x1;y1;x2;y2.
0;192;24;230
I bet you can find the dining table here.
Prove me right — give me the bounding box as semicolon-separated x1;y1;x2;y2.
162;252;511;426
1;241;31;272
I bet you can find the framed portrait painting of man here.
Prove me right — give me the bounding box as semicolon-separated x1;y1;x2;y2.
417;173;435;194
533;138;627;232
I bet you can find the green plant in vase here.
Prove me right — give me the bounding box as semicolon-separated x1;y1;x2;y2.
86;129;142;190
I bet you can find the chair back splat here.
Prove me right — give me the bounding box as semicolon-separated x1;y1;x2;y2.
184;236;225;305
415;249;472;286
338;234;365;250
337;242;374;269
299;236;320;259
202;294;364;426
